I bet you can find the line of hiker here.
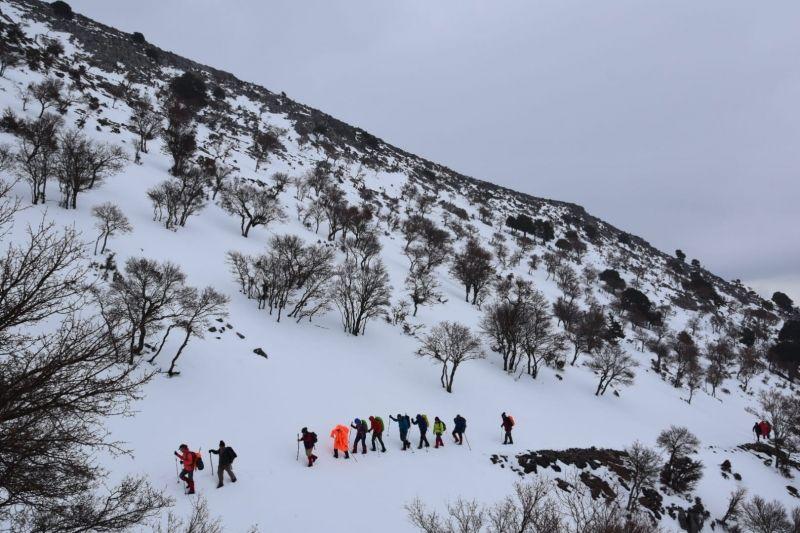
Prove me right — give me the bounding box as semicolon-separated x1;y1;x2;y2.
174;441;237;494
753;420;772;442
298;413;514;467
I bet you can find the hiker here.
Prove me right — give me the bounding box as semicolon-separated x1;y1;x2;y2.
412;413;430;449
433;417;446;448
298;428;319;467
453;414;467;445
501;412;515;445
759;420;772;440
330;424;350;459
351;418;368;454
174;444;198;494
369;416;387;452
753;421;762;442
209;440;237;488
390;413;412;450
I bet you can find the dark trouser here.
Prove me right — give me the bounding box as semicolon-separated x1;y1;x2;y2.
371;432;386;452
217;463;236;485
453;430;464;444
353;434;367;454
504;430;513;444
400;431;411;450
179;469;194;493
418;432;430;448
334;449;350;459
435;434;444;448
305;447;318;467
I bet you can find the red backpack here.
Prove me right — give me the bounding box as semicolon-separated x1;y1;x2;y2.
508;415;516;427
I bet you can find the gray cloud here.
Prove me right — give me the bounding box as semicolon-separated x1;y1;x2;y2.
70;0;800;302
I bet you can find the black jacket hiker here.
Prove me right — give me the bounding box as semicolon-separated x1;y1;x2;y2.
453;415;467;444
501;412;514;444
209;440;237;488
298;428;319;467
351;419;368;454
412;414;430;449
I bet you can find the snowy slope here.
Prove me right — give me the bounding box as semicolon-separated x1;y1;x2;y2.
0;1;797;531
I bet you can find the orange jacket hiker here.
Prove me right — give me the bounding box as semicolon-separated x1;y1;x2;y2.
331;425;350;451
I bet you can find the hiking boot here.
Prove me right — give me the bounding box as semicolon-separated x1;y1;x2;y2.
231;477;237;482
188;489;195;495
345;451;350;459
217;483;223;488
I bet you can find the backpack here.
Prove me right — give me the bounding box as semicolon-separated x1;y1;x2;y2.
422;415;429;427
508;415;515;427
224;447;238;464
375;417;384;432
310;432;318;445
193;451;204;471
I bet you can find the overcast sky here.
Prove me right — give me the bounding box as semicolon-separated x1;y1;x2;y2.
69;0;800;302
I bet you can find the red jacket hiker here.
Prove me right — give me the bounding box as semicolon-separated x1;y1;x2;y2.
759;421;772;438
177;449;196;471
174;444;196;494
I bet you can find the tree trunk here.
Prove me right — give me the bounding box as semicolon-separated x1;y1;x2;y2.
148;324;175;364
167;329;192;376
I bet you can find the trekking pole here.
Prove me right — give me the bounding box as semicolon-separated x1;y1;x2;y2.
296;434;300;462
387;416;392;439
174;457;180;484
209;451;214;478
465;434;472;451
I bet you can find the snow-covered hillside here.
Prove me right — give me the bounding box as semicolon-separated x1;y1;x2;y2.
1;1;799;532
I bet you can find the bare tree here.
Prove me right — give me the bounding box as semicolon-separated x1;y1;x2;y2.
109;257;187;361
657;425;703;491
740;496;792;533
92;202;133;254
148;165;209;229
566;306;606;366
153;496;224;533
248;126;283;172
587;344;638;395
161;98;197;176
219;178;285;237
406;265;442;317
0;195;170;530
229;235;335;323
15;113;63;204
684;358;704;404
55;129;127;209
129;96;162;155
736;344;763;392
625;441;661;511
27;77;64;117
451;238;494;305
165;287;229;376
333;257;392;336
747;390;800;471
486;480;562;533
406;498;484;533
717;487;747;527
418;321;485;393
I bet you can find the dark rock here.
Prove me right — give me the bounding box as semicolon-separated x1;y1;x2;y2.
253;347;268;358
208;326;217;332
